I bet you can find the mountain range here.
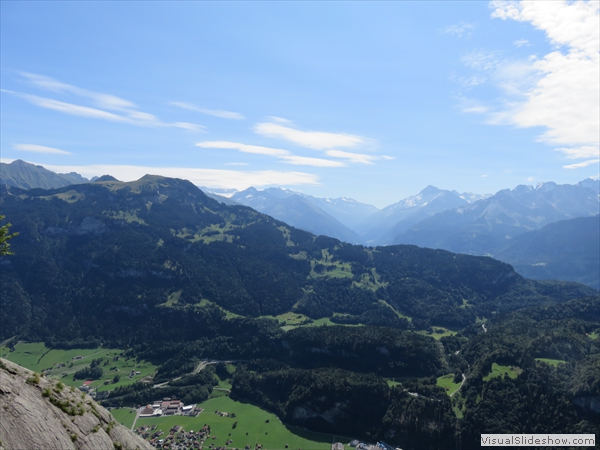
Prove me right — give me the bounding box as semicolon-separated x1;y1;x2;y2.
0;174;598;449
494;214;600;289
2;174;595;343
355;185;487;245
0;159;90;190
2;159;598;288
394;180;599;253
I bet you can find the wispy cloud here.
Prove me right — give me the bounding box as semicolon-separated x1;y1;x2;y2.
14;143;72;155
169;101;244;120
555;145;599;160
5;73;204;132
563;159;599;169
459;1;599;168
514;39;530;47
461;50;502;72
22;162;321;190
196;141;345;167
254;119;367;150
458;97;490;114
197;141;289;157
325;150;378;165
280;155;345;168
492;1;600;139
445;22;475;38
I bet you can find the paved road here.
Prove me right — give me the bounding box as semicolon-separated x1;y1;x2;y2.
153;359;244;389
130;407;142;430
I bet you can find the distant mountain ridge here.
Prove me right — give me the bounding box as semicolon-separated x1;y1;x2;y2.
394;180;600;255
356;185;487;245
0;159;89;190
494;215;600;289
231;187;366;243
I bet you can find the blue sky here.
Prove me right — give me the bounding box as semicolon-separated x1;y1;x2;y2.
1;1;598;208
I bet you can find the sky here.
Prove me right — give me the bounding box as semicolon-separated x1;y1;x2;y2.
1;1;598;208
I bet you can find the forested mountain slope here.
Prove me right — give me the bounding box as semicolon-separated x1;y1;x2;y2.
1;176;595;346
494;215;600;289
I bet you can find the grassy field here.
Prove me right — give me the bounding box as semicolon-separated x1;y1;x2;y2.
436;374;462;396
110;407;138;429
535;358;566;367
483;363;519;381
417;327;458;340
0;342;157;393
132;396;348;450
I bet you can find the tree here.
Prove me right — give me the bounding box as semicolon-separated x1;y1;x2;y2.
0;215;18;256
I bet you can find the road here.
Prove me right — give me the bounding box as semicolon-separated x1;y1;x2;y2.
450;374;466;397
153;359;244;389
130;407;142;431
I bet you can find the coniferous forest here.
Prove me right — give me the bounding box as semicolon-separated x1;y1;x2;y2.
1;177;598;449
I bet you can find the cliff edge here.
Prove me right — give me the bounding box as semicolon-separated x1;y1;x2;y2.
0;358;152;450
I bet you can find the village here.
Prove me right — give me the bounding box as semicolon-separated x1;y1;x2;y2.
138;397;203;418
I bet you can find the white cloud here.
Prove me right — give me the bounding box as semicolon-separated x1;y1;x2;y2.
462;50;502;72
14;143;72;155
458;97;491;114
514;39;530;47
563;159;599;169
555;145;599;159
325;150;378;165
196;141;289;157
480;174;489;178
484;1;600;166
254;120;367;150
280;155;346;167
6;73;205;132
445;22;475;38
27;162;321;189
169;101;244;120
196;140;345;167
224;162;250;166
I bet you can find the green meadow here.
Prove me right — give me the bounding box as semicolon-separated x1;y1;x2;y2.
436;374;462;396
483;363;519;381
0;342;157;392
418;327;458;340
535;358;566;367
110;407;138;429
132;396;348;450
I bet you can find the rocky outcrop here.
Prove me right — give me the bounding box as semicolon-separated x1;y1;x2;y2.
0;358;152;450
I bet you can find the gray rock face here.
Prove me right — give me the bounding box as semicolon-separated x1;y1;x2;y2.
0;358;152;450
